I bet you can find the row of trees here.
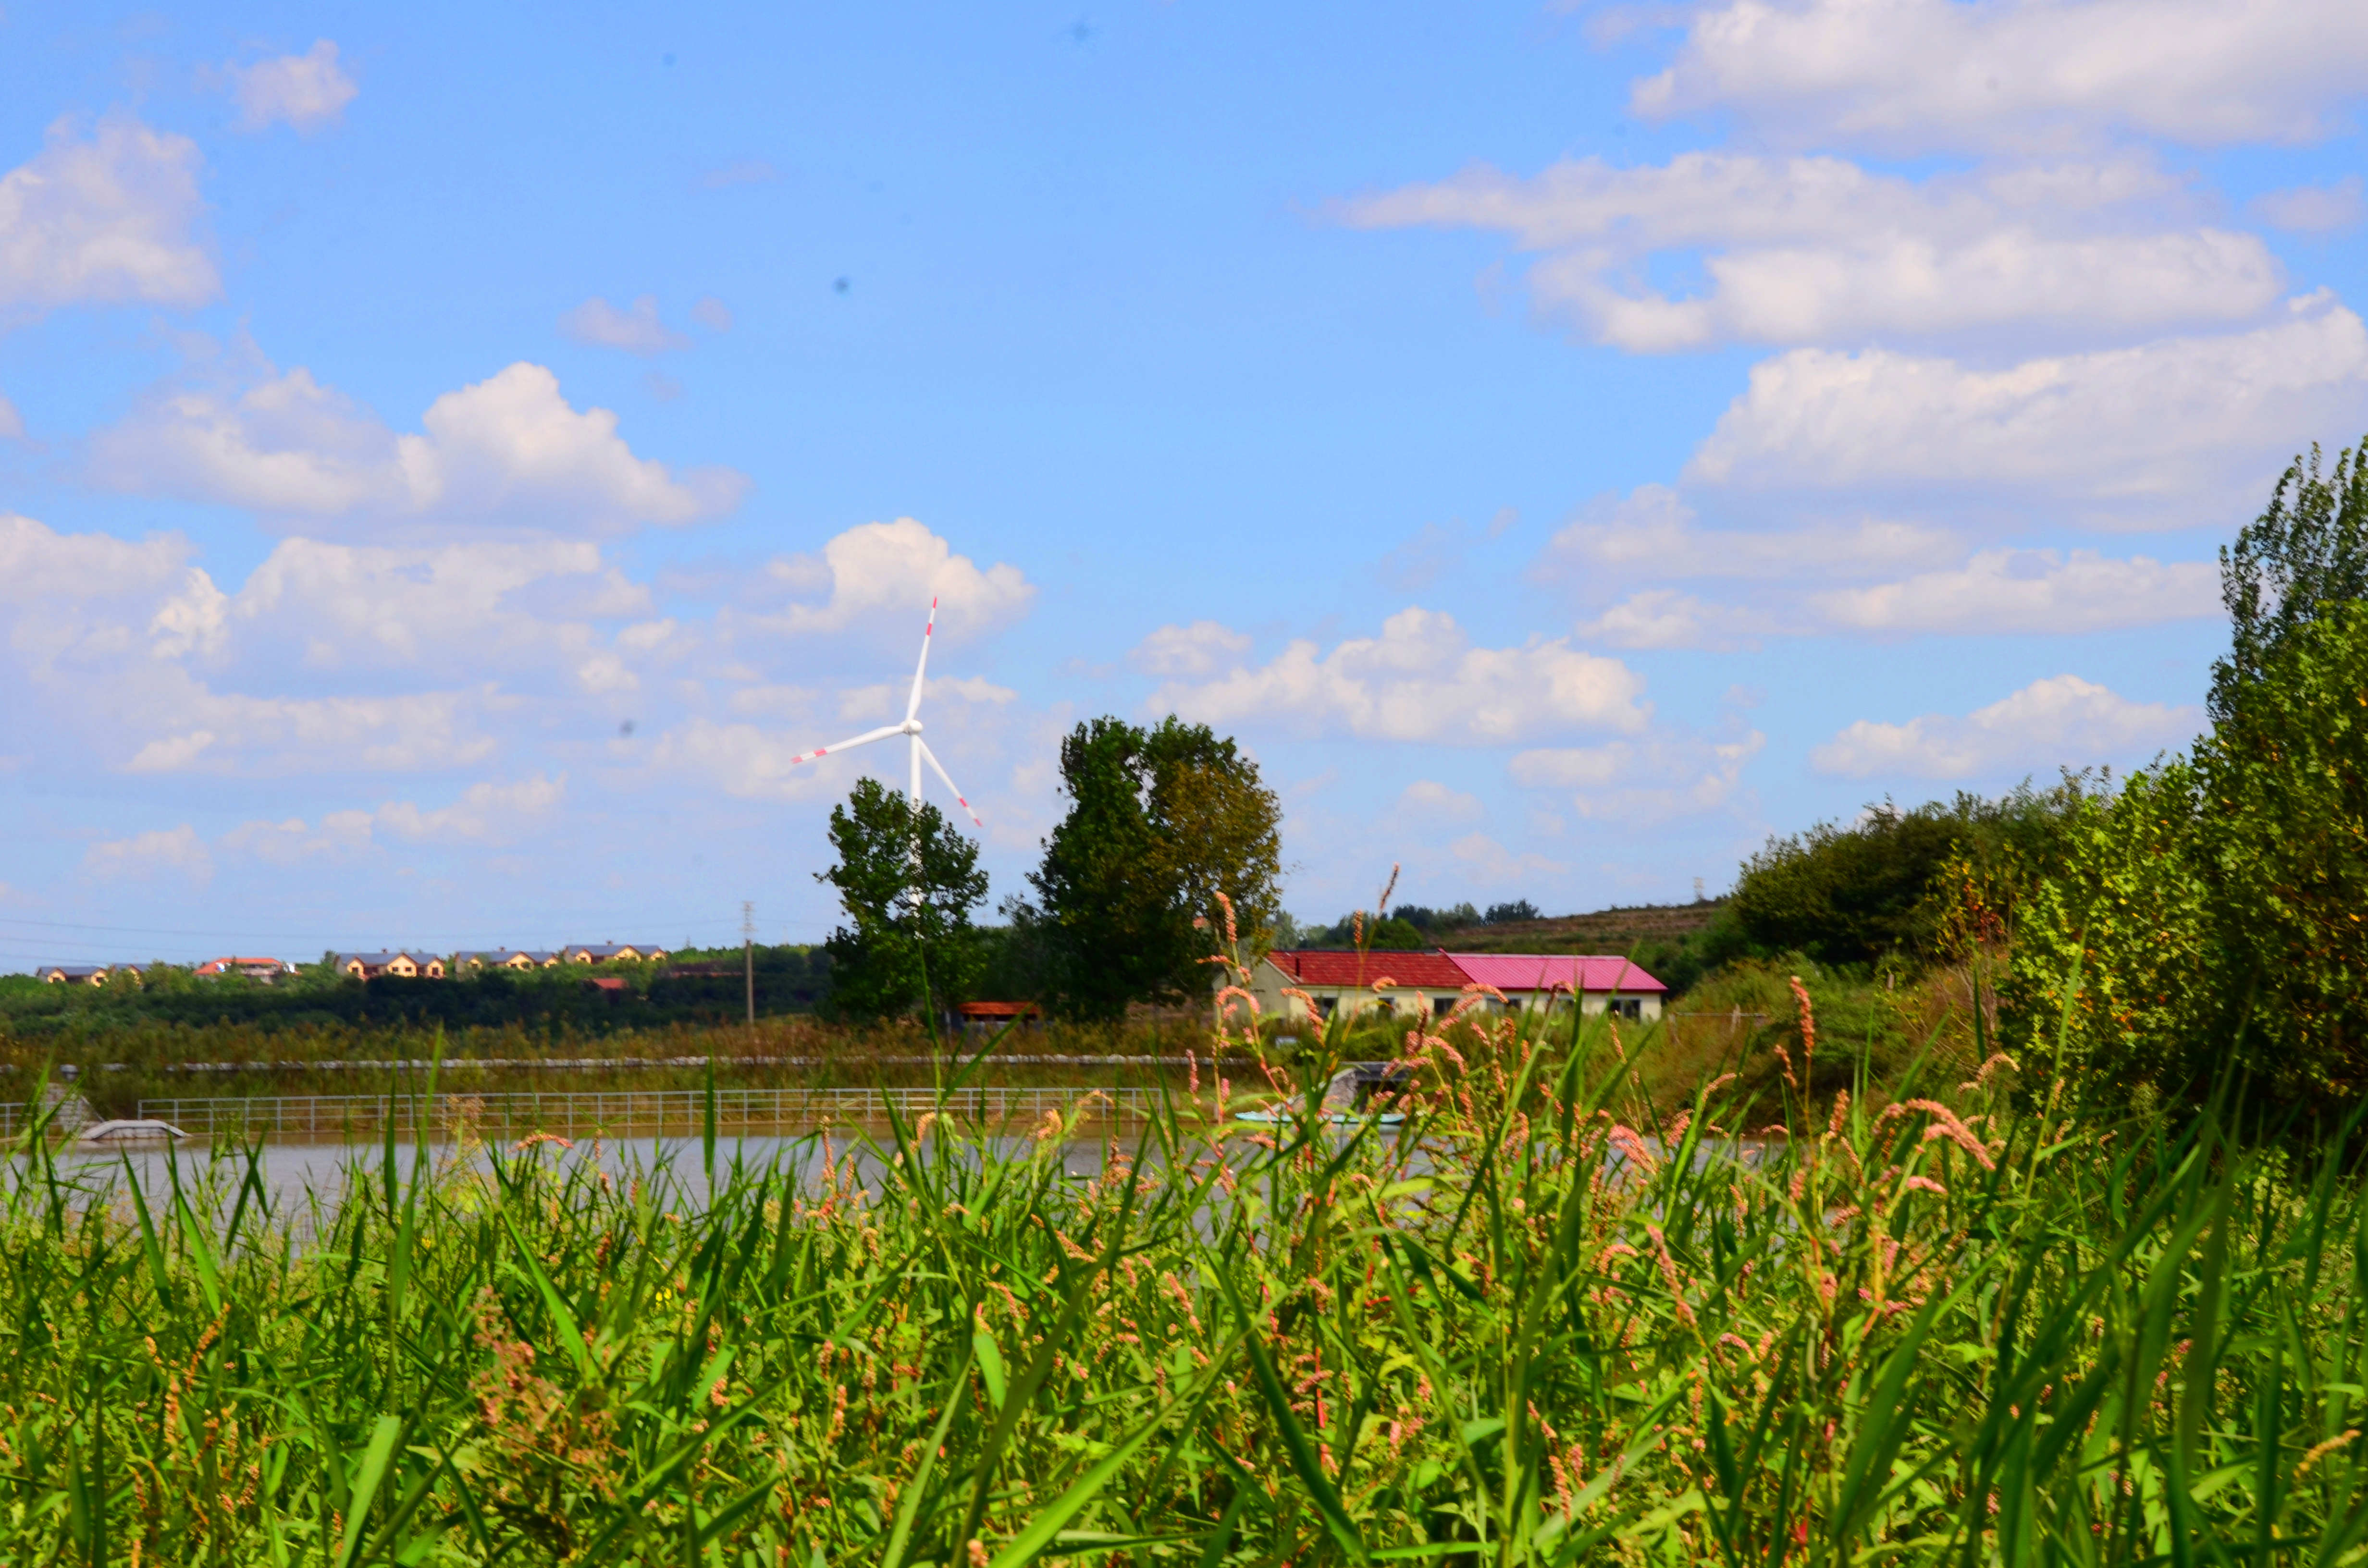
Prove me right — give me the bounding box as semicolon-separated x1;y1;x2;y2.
816;716;1284;1021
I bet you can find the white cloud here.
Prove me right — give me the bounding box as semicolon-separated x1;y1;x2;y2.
1687;294;2368;518
1535;484;1959;583
0;391;22;441
1633;0;2368;153
2254;177;2366;235
560;294;690;355
1392;779;1485;825
691;295;734;331
226;535;650;683
1342;152;2279;350
90;356;747;537
0;116;214;318
227;41;358;133
1130;619;1253;678
220;811;373;866
84;824;212;883
1801;548;2220;634
700;159;778;189
751;518;1036;640
1509;729;1765;824
1148;607;1649;744
373;774;565;842
116;684;499;775
1812;674;2201;779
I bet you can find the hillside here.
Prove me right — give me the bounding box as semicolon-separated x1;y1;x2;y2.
1442;899;1727;955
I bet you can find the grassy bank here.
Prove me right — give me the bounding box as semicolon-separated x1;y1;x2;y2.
2;988;2361;1564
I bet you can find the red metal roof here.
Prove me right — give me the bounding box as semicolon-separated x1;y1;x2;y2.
1266;950;1472;989
1449;954;1666;994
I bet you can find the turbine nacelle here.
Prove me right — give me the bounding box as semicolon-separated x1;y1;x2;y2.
781;597;981;830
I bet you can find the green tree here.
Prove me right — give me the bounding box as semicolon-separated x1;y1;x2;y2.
1728;787;2080;968
1029;716;1283;1020
815;779;989;1019
2197;440;2368;1094
2008;434;2368;1106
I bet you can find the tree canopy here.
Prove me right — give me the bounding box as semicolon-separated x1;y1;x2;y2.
815;778;989;1019
1028;716;1282;1020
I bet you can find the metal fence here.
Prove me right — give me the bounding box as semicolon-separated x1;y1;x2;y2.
136;1086;1160;1142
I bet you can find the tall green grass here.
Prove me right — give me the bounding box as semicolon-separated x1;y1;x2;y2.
2;982;2364;1564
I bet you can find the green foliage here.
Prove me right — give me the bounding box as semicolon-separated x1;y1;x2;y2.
1729;784;2083;968
6;1010;2368;1562
1029;716;1282;1019
2010;434;2368;1104
2004;762;2219;1095
816;778;989;1018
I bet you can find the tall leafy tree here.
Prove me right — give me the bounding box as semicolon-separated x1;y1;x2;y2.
815;779;989;1019
1029;716;1282;1020
2011;433;2368;1103
2197;437;2368;1094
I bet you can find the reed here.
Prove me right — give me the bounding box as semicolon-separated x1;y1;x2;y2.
1;981;2363;1565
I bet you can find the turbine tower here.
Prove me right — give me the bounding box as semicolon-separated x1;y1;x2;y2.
785;596;983;829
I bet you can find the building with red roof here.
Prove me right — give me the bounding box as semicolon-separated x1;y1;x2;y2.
1248;948;1667;1026
1448;954;1665;1022
1252;949;1482;1026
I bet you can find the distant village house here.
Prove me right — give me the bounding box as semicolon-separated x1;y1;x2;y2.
334;951;448;980
194;956;289;980
37;965;110;986
562;943;667;965
455;949;561;970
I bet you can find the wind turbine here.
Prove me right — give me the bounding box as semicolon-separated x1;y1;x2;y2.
786;596;983;830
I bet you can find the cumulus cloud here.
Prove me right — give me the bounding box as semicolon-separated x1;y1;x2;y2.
1633;0;2368;153
2254;177;2366;235
1686;294;2368;518
219;811;374;866
1535;484;1959;584
1342;152;2278;351
1148;607;1649;744
750;518;1035;640
374;774;566;842
560;294;691;355
0;116;215;318
1130;620;1253;678
1801;548;2220;634
227;41;358;133
1509;729;1765;824
84;824;212;883
1392;779;1486;825
1812;674;2201;779
90;356;747;537
226;535;653;685
0;392;22;441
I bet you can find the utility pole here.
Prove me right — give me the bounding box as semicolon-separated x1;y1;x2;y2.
742;901;756;1032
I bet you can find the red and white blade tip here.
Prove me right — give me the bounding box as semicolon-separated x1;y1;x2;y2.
789;747;826;766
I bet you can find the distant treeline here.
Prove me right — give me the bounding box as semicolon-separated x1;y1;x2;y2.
0;945;833;1039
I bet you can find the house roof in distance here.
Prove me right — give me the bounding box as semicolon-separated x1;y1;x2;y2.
1265;950;1472;990
1449;954;1666;994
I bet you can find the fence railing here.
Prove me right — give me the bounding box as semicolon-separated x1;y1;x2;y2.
136;1086;1159;1142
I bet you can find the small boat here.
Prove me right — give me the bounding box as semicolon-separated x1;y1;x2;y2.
74;1119;192;1145
1235;1064;1411;1127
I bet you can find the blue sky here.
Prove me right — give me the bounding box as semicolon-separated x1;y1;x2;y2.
2;0;2365;966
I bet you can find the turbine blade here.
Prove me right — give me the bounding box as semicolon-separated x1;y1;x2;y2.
904;596;937;722
917;739;983;827
786;724;902;768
